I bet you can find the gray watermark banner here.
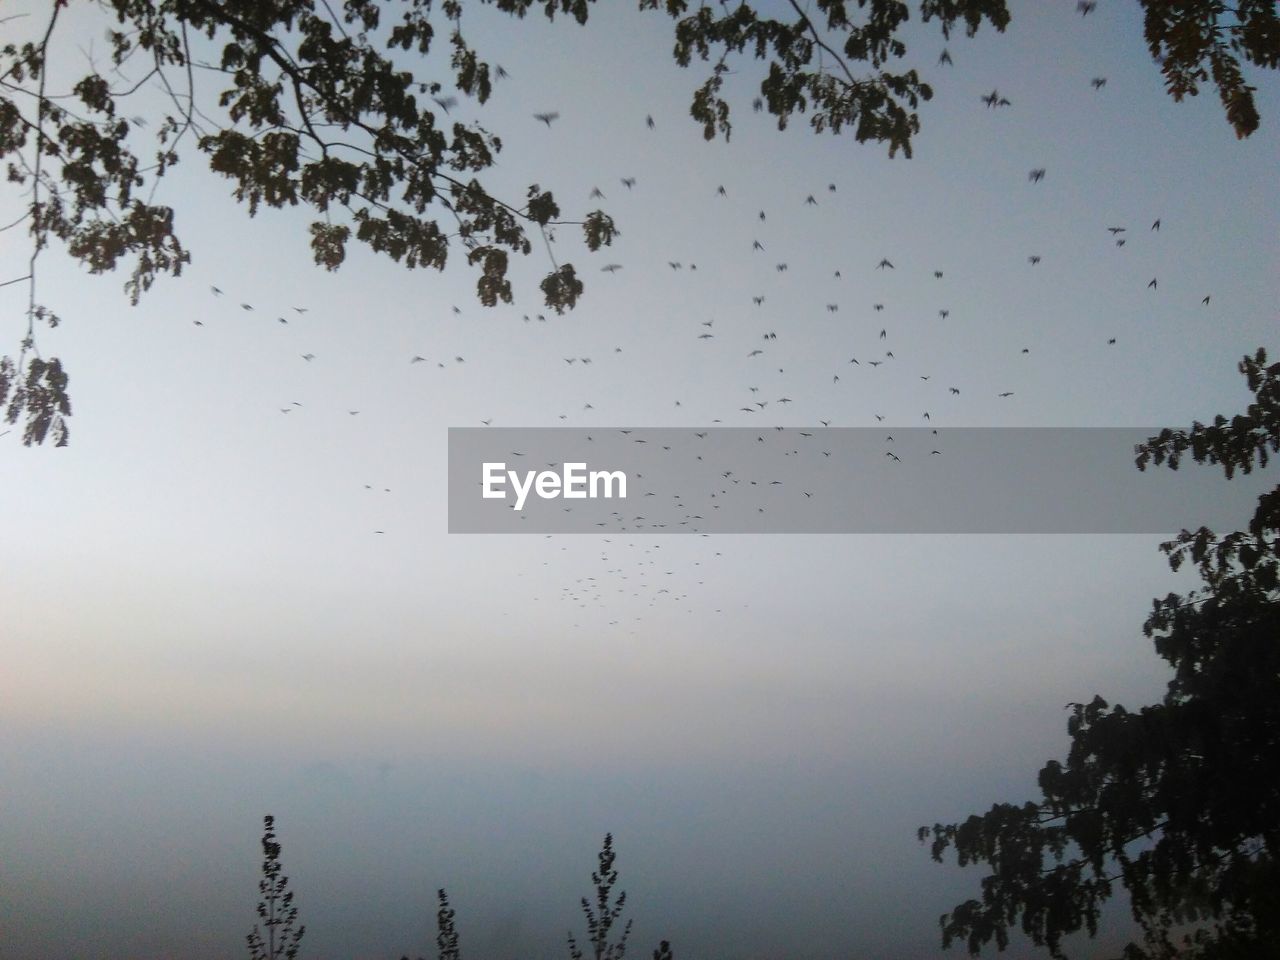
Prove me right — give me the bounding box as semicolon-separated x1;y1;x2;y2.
447;428;1272;534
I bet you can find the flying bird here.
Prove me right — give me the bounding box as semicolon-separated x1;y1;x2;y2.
1078;1;1096;14
432;95;458;113
1151;219;1161;231
982;89;1011;108
877;258;894;270
939;48;952;65
646;114;655;129
1092;77;1107;89
1029;255;1041;265
533;111;560;127
1029;168;1046;183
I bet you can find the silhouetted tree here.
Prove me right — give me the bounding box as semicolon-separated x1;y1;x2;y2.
3;1;1276;443
568;833;633;960
919;349;1280;959
247;814;306;960
401;888;459;960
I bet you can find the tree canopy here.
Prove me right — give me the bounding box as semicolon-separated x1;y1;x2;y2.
2;0;1278;445
919;349;1280;959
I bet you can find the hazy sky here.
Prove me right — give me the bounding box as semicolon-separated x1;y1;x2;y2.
2;1;1278;958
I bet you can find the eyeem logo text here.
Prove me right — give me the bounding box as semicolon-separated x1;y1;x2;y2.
482;462;627;511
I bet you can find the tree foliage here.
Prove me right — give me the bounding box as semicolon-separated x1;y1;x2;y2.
247;814;306;960
3;0;1277;444
568;832;634;960
919;349;1280;959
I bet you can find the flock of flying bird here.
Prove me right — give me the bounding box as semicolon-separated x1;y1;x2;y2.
184;38;1221;623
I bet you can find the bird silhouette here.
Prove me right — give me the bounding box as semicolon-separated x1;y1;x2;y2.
982;89;1011;108
1028;168;1046;183
533;111;560;127
939;48;952;65
877;258;894;270
1092;77;1107;89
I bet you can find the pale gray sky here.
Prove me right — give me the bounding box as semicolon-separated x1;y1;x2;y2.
2;1;1277;958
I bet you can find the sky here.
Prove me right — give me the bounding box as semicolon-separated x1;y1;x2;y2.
2;1;1278;958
